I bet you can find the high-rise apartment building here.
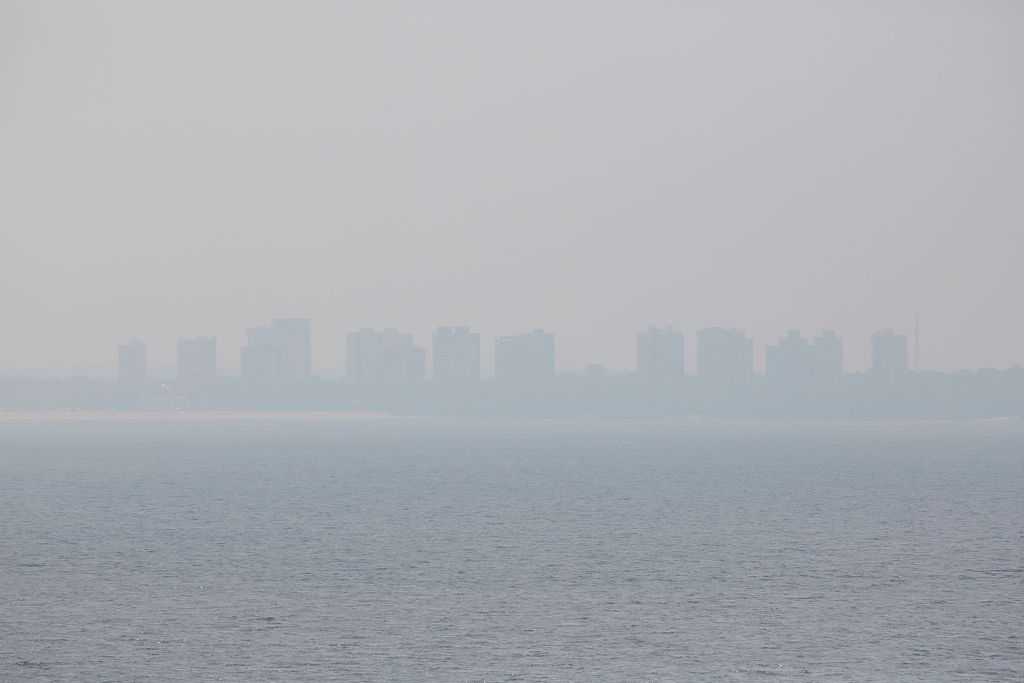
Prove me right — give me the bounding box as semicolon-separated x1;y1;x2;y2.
432;326;480;384
697;327;753;394
765;330;812;393
346;328;380;386
495;329;555;387
177;336;217;397
269;318;311;382
636;326;684;386
378;329;426;386
812;330;843;388
117;339;147;395
871;328;908;389
241;344;281;392
767;330;845;393
244;319;310;383
346;328;425;386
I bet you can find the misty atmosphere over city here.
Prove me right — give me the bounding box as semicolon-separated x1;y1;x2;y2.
2;318;1023;417
1;2;1022;381
1;2;1022;681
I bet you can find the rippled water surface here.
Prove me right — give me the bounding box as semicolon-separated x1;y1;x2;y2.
1;418;1022;681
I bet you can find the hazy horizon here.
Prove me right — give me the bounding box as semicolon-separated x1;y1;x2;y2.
7;322;1023;382
3;1;1022;376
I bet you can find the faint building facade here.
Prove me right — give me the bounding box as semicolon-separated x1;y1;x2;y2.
117;339;147;396
432;326;480;384
346;328;379;386
871;328;908;389
269;318;311;382
697;327;753;394
766;329;845;394
239;318;311;391
765;330;812;393
378;329;425;386
241;343;281;392
811;330;843;388
495;329;555;387
636;325;684;386
243;319;310;385
177;336;217;397
346;328;425;387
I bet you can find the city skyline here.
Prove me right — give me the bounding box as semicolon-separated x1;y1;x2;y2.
2;4;1021;378
2;4;1021;680
47;318;985;382
2;313;1015;378
5;311;1017;382
8;317;1014;418
2;310;1017;380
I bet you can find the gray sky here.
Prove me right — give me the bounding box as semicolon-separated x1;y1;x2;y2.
2;1;1022;376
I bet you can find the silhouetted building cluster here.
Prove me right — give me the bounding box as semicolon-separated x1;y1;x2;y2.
1;318;1018;417
347;328;425;387
637;326;684;387
697;327;753;395
496;330;555;388
432;326;481;385
177;336;217;400
765;330;844;394
242;318;312;393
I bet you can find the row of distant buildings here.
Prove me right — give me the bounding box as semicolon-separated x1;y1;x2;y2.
346;325;556;388
637;326;907;393
116;321;912;397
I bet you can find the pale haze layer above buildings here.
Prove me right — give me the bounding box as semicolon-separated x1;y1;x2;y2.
1;2;1022;377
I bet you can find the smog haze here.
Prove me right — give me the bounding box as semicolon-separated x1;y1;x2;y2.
2;1;1021;376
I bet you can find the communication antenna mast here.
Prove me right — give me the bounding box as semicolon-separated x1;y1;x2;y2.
914;311;920;372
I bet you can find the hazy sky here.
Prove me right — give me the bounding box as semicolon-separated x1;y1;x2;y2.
2;1;1021;377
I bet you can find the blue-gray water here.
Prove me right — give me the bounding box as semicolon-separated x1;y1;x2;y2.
1;418;1021;681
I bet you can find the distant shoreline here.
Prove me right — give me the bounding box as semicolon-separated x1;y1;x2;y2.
0;410;407;422
0;410;1021;424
